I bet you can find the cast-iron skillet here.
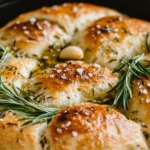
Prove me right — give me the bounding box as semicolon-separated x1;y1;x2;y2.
0;0;149;27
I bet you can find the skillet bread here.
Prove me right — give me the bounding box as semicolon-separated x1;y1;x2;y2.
0;3;149;150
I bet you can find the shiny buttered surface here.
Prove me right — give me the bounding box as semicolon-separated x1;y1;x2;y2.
46;103;148;150
0;2;149;150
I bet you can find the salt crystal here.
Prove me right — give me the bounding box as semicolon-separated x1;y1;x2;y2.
24;30;29;35
61;74;67;79
42;30;47;36
97;31;101;35
93;63;100;68
77;68;84;75
140;89;148;94
72;6;78;13
36;22;43;30
66;121;71;127
30;17;37;23
23;26;27;30
43;56;48;59
147;83;150;87
146;98;150;103
72;131;78;137
88;73;93;77
56;128;62;134
44;20;51;27
96;25;101;29
57;69;62;73
50;74;55;78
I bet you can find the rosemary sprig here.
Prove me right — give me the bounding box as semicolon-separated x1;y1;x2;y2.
146;32;150;53
0;76;59;125
0;45;11;68
109;32;150;110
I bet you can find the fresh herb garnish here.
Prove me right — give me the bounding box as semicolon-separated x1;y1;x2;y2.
146;32;150;53
0;76;59;125
0;45;11;68
108;33;150;110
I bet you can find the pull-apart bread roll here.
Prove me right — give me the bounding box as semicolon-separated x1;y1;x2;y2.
0;112;47;150
46;103;148;150
23;61;118;107
124;70;150;146
0;19;70;60
0;104;147;150
73;16;150;70
0;57;37;88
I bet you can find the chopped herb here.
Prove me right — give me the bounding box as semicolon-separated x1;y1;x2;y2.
34;82;43;85
108;59;117;63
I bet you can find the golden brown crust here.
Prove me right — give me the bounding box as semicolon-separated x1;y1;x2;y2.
23;61;118;107
124;77;150;146
0;19;69;58
73;16;150;70
0;112;46;150
2;3;121;34
46;103;148;150
0;3;122;61
0;58;37;88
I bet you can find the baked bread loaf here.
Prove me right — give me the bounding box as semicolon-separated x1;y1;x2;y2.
0;2;149;150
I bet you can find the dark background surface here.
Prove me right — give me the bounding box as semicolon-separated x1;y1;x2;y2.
0;0;149;27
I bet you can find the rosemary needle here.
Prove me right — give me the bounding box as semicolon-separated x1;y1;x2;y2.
0;45;11;68
0;45;59;125
146;32;150;53
0;76;59;125
108;32;150;110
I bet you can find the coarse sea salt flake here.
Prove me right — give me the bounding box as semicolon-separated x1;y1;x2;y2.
56;128;62;134
77;68;84;75
88;73;93;77
72;131;78;137
140;89;147;94
30;17;37;23
146;98;150;103
50;74;55;78
93;63;100;68
57;69;62;73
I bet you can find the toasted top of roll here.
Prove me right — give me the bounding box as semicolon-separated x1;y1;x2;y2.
0;57;37;88
23;61;118;107
73;16;150;70
0;112;47;150
2;3;121;35
46;103;148;150
124;76;150;147
0;19;70;59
